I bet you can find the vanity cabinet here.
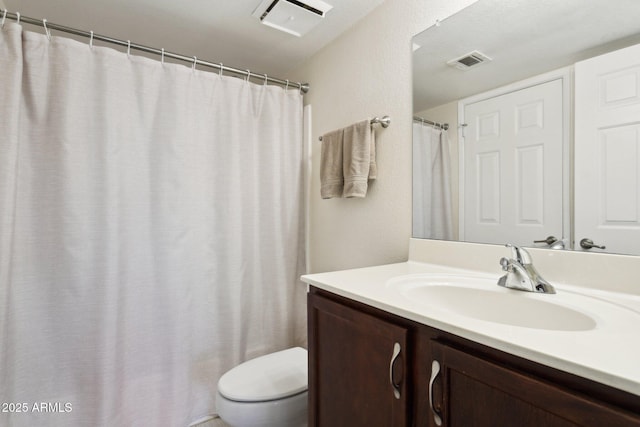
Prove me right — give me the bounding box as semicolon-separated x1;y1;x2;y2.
307;291;410;426
428;341;640;427
308;287;640;427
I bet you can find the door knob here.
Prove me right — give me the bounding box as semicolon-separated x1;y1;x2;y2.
534;236;558;245
580;238;606;250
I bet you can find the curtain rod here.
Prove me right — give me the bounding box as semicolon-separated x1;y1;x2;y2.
0;10;310;93
413;116;449;130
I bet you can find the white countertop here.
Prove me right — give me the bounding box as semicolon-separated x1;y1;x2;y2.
301;260;640;396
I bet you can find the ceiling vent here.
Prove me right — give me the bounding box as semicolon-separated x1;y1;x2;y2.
446;50;492;70
252;0;333;37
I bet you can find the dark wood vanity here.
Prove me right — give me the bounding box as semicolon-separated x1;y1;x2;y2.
308;287;640;427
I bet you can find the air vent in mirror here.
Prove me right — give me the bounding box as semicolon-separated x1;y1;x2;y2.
447;50;492;70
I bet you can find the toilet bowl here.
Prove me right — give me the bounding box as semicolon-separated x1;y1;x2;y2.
216;347;308;427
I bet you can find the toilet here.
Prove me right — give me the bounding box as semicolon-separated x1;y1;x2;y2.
216;347;308;427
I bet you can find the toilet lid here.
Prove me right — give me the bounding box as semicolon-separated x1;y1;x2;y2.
217;347;308;402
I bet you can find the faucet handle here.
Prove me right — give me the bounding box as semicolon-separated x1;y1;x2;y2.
501;244;555;294
505;244;532;265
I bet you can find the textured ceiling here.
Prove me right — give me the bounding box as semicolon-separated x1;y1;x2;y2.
2;0;384;79
413;0;640;112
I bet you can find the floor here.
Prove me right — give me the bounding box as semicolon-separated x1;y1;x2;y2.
193;416;228;427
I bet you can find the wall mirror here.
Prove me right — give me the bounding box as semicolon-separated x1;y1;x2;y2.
412;0;640;256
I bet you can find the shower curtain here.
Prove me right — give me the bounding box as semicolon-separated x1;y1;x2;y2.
0;23;306;427
412;122;453;239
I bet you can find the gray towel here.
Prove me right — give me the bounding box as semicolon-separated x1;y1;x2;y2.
343;120;375;198
369;130;377;180
320;128;344;199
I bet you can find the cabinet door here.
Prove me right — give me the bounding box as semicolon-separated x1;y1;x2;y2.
427;341;640;427
308;292;409;427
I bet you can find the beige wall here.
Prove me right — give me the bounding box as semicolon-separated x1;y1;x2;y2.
290;0;477;273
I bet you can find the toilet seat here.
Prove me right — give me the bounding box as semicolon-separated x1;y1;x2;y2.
218;347;307;402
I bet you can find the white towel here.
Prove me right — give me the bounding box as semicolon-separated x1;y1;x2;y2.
343;120;375;198
320;128;344;199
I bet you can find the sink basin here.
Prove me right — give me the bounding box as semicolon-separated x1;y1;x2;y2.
387;274;597;331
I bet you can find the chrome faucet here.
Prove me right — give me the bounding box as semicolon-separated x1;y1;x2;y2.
498;244;555;294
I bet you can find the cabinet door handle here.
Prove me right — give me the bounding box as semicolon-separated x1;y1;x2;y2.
389;342;401;399
429;360;443;426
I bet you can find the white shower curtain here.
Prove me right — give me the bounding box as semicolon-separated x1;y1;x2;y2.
0;23;306;427
412;122;453;240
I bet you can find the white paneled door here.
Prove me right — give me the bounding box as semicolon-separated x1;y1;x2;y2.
575;43;640;255
461;79;564;246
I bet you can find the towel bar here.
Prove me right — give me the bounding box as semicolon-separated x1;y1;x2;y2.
319;116;390;141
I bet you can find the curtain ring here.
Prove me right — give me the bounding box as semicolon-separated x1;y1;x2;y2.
219;63;223;77
245;69;251;83
160;48;165;64
285;80;289;90
2;10;8;28
42;19;51;41
263;74;268;86
89;31;94;48
192;56;197;72
16;12;20;25
127;40;131;57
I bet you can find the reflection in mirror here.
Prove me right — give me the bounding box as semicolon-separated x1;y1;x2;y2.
412;119;453;240
412;0;640;255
